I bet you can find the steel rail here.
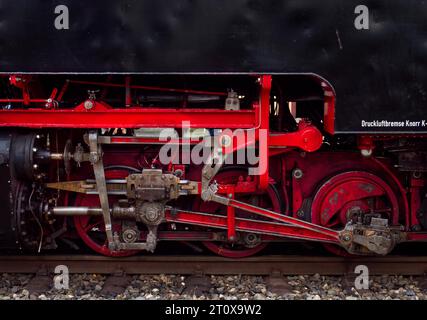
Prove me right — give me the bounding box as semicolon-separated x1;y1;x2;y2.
1;255;427;275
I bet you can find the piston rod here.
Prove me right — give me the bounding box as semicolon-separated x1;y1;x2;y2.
52;207;103;216
51;206;137;219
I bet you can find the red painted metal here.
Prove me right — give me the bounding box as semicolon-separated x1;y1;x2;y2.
311;171;400;256
193;169;280;258
4;73;427;254
406;233;427;241
358;136;375;154
312;172;399;228
372;158;410;229
104;125;321;153
228;198;339;240
323;89;335;134
68;79;229;96
74;213;138;257
73;169;139;257
106;137;203;145
0;108;258;128
226;187;236;241
165;209;339;243
311;171;400;227
201;241;267;258
292;172;304;216
269;121;323;152
258;75;271;190
0;99;48;103
125;76;131;107
57;80;70;102
9;75;31;105
409;176;424;228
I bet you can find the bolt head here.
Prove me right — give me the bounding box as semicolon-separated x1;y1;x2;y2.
361;149;373;157
293;169;303;179
84;100;94;110
343;235;351;242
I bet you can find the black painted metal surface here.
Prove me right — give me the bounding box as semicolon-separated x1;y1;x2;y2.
0;0;425;132
0;133;16;250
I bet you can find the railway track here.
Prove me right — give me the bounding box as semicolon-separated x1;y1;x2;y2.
1;255;427;275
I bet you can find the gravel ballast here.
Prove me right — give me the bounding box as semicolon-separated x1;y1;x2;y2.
1;273;427;300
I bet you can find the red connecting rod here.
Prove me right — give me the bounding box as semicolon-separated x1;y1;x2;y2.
165;195;341;245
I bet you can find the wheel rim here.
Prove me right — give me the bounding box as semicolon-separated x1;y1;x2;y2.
311;171;399;256
73;169;139;257
193;169;282;258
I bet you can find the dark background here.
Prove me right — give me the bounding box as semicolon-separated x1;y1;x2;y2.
0;0;426;133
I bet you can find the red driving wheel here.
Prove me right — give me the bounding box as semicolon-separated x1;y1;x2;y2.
311;171;400;256
74;169;139;257
193;169;282;258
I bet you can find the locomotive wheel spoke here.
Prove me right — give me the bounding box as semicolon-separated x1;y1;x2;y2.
193;168;283;258
311;171;400;256
84;219;104;233
73;168;140;257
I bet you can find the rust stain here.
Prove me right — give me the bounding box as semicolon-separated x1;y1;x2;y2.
359;183;375;193
321;207;330;224
328;192;339;205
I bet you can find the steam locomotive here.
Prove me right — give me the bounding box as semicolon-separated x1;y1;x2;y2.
0;0;426;257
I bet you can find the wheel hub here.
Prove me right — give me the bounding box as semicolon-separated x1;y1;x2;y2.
311;171;400;255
